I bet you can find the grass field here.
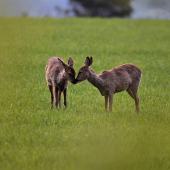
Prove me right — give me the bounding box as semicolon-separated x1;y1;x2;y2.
0;18;170;170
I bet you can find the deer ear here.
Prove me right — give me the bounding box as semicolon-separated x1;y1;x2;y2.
68;57;74;67
58;58;67;69
84;56;90;67
89;56;93;66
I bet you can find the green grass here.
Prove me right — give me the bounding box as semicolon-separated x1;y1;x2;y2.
0;18;170;170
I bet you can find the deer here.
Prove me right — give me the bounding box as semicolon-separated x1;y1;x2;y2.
45;57;76;109
74;56;142;113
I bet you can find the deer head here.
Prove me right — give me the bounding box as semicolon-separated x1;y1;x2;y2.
58;57;76;84
75;56;93;84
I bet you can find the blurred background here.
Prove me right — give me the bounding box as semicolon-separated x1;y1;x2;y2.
0;0;170;19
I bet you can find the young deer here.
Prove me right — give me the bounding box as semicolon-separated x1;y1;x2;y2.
45;57;76;109
75;56;142;113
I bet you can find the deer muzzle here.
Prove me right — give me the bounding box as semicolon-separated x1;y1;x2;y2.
71;79;79;84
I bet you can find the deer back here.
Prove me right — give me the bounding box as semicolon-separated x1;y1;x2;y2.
99;64;142;93
45;57;67;87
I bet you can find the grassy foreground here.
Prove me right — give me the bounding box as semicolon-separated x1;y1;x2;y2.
0;18;170;170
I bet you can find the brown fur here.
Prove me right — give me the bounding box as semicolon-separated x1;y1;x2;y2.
45;57;76;109
76;56;142;113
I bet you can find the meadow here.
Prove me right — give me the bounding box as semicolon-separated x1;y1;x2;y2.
0;18;170;170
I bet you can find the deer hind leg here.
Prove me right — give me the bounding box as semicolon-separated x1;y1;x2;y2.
134;94;140;113
48;85;54;109
54;86;59;108
105;96;108;111
135;94;140;113
58;91;62;109
109;94;113;113
126;87;135;99
129;85;140;113
63;88;67;109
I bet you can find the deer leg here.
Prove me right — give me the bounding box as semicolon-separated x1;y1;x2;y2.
130;85;140;113
58;91;62;109
134;94;140;113
54;86;59;108
48;85;54;109
126;87;135;99
63;88;67;109
105;96;108;111
109;94;113;113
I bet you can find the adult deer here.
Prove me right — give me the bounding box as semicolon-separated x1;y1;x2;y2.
75;56;142;113
45;57;76;109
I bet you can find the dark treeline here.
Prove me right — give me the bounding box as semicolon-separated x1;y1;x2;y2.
70;0;133;17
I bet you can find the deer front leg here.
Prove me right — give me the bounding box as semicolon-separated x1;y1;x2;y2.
54;86;58;108
48;85;54;109
105;96;108;111
109;94;113;113
63;88;67;109
58;91;62;109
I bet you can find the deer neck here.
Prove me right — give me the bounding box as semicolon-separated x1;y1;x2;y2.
87;68;104;91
